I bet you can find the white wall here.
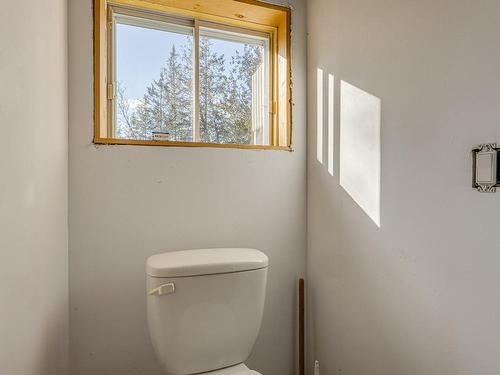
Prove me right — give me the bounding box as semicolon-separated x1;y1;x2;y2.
0;1;68;375
307;1;500;374
68;0;306;374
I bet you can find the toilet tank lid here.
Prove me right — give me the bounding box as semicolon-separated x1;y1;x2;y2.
146;248;269;277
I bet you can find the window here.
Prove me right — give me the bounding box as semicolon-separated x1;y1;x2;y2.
94;0;291;150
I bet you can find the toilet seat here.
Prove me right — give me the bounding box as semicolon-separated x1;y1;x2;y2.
203;364;261;375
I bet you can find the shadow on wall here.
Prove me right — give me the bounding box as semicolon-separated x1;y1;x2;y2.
316;68;381;227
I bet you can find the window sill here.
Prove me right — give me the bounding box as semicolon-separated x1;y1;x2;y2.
93;137;293;151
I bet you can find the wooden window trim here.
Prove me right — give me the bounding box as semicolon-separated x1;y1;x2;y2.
93;0;292;151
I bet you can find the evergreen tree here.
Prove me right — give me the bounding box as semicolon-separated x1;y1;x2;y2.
118;37;264;145
225;44;263;144
163;45;192;141
199;37;229;143
134;67;169;137
134;44;192;141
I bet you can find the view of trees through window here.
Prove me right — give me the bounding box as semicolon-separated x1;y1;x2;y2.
115;19;268;145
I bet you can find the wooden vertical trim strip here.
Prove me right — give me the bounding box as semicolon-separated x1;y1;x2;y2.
286;7;292;148
106;5;114;138
93;0;101;140
272;27;279;146
94;0;108;139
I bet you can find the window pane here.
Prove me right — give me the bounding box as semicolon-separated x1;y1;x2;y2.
199;28;269;145
114;14;194;142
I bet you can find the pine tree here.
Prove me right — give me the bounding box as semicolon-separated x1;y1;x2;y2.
134;68;169;136
199;37;230;143
134;44;193;141
118;37;264;145
164;45;192;141
226;44;264;144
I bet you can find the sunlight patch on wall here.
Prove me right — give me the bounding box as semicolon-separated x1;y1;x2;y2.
340;81;381;227
327;73;335;176
316;68;324;164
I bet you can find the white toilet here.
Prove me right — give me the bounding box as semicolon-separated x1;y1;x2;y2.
146;248;269;375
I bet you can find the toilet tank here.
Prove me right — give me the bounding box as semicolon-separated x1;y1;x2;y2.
146;248;268;375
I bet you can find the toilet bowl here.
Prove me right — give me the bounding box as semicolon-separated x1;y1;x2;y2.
146;248;268;375
204;364;261;375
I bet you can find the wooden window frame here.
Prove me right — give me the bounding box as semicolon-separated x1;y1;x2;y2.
93;0;292;151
